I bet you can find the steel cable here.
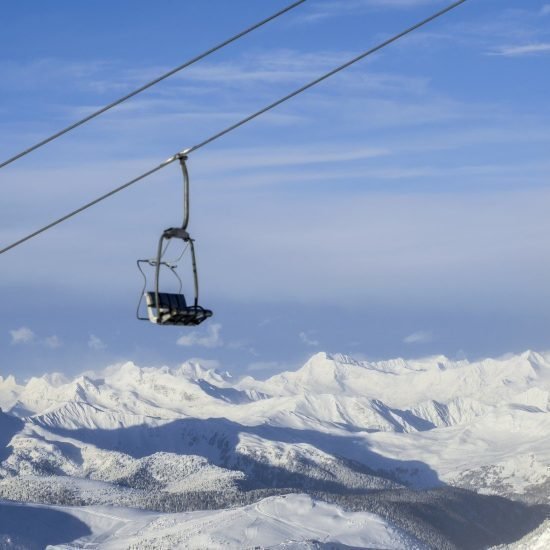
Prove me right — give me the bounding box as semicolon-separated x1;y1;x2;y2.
0;0;469;256
0;0;308;170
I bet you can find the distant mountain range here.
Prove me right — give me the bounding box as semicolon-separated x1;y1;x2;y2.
1;351;549;548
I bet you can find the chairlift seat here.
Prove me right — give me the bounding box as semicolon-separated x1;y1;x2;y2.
145;292;212;326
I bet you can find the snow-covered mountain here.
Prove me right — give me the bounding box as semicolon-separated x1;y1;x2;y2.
1;351;549;548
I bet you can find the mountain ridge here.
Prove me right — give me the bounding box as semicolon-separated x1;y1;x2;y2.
1;350;549;547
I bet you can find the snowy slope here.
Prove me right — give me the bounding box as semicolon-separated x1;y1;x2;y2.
0;495;417;549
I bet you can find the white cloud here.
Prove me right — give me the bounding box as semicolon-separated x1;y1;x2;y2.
403;331;434;344
541;5;550;15
490;43;550;56
9;327;62;348
88;334;106;350
9;327;35;345
299;331;320;347
177;323;223;348
43;335;62;349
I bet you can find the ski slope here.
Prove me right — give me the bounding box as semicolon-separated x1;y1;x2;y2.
0;494;417;549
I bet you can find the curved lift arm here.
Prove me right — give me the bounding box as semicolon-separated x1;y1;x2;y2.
180;155;190;231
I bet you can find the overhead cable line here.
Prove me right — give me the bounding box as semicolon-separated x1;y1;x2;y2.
0;0;469;256
0;0;308;170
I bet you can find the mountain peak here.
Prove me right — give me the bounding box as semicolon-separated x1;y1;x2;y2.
0;375;18;388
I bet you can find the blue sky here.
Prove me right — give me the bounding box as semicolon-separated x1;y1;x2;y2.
1;0;550;380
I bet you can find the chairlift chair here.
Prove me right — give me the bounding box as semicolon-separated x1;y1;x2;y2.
137;155;213;326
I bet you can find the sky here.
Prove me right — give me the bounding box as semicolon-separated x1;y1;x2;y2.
1;0;549;380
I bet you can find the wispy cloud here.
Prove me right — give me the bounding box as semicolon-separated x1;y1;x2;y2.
200;144;390;173
88;334;106;350
403;331;434;344
298;0;439;23
541;5;550;16
490;43;550;57
0;59;115;94
299;331;320;347
44;335;62;349
9;327;62;349
9;327;35;345
177;324;223;348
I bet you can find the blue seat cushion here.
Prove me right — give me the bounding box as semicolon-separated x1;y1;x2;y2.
145;292;212;326
147;292;187;311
